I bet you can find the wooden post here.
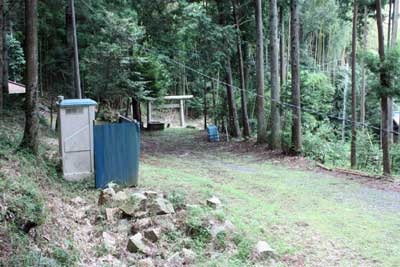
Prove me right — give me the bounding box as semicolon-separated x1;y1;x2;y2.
147;101;152;125
180;99;185;127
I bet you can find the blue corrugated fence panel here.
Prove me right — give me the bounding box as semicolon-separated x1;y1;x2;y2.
94;122;140;189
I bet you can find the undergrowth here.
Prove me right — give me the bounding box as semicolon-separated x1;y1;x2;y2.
0;111;80;266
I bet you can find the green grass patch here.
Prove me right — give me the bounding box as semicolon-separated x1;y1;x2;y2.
140;130;400;266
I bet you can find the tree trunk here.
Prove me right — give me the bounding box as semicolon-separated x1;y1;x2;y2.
217;0;240;137
388;0;393;49
20;0;39;155
255;0;267;143
204;82;207;130
125;98;130;117
351;0;358;169
213;75;218;126
67;0;82;98
0;0;3;114
342;62;350;142
376;0;391;176
2;4;7;97
280;8;287;86
360;7;368;128
225;59;241;137
232;0;251;138
132;97;141;123
392;0;399;46
269;0;281;149
387;0;397;143
66;1;75;98
392;0;399;143
290;0;302;154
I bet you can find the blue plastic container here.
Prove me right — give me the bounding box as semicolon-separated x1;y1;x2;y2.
207;125;220;142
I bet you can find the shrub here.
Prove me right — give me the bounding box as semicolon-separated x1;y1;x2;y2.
302;121;348;166
167;190;186;210
391;143;400;175
0;174;45;232
185;206;211;248
356;130;382;173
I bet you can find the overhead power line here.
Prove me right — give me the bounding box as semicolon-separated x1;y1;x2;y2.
78;0;396;135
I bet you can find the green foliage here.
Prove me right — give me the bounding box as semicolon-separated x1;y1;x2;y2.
185;206;212;248
0;174;45;231
79;6;149;100
364;45;400;97
215;231;228;250
0;113;82;266
167;190;187;210
301;70;336;115
391;143;400;175
302;121;348;165
356;130;382;173
51;242;79;267
6;230;59;267
231;234;252;262
7;34;25;82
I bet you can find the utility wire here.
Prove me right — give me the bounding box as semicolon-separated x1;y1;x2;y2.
78;0;397;135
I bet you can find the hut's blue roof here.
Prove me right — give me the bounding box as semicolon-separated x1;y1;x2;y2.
59;99;97;107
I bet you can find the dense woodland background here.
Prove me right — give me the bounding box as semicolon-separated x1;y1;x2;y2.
1;0;400;176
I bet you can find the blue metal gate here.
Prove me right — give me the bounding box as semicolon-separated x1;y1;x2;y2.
94;122;140;188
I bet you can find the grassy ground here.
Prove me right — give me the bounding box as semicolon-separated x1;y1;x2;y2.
0;113;98;266
140;129;400;267
1;113;400;266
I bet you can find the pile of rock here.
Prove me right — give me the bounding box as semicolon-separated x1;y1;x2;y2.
98;186;197;266
97;188;274;266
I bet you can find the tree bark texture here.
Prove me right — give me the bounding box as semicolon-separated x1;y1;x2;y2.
280;8;287;86
376;0;391;175
290;0;302;154
20;0;39;155
255;0;268;143
360;7;368;128
269;0;281;149
225;59;241;137
351;0;358;169
232;0;251;138
0;0;3;114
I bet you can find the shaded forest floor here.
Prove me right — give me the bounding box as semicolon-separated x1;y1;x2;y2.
141;129;400;267
1;112;400;266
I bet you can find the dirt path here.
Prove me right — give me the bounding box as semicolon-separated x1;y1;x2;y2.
141;129;400;267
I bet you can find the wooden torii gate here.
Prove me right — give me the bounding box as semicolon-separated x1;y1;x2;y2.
147;95;193;127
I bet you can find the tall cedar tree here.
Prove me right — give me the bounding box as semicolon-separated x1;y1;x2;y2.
375;0;391;175
351;0;358;168
389;0;399;142
217;1;240;138
69;0;82;98
1;0;7;102
360;7;368;128
232;0;251;138
225;59;241;137
280;9;287;86
393;0;399;47
0;0;3;114
290;0;302;153
270;0;281;149
20;0;39;154
392;0;399;139
255;0;268;143
66;0;75;98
